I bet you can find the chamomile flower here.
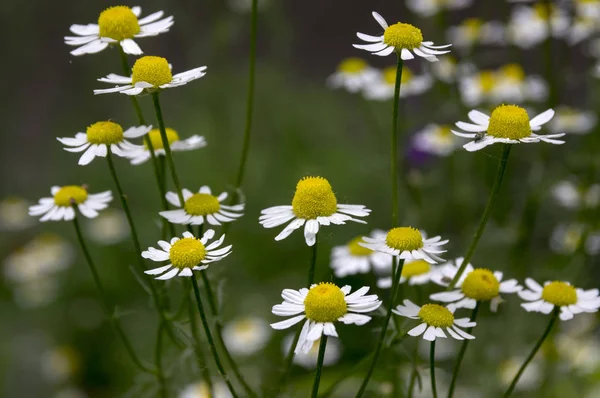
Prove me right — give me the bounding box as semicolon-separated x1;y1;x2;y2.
452;105;565;152
363;65;433;101
393;300;476;341
507;4;569;49
65;6;173;56
29;186;112;222
282;334;342;369
125;127;207;165
519;279;600;321
359;227;448;264
223;317;271;356
0;197;35;231
430;55;458;83
377;259;442;289
494;64;548;104
550;223;600;255
406;0;473;18
353;12;451;61
447;18;505;50
94;56;207;96
160;186;244;226
412;124;461;156
327;58;379;93
142;230;232;280
330;231;392;278
57;121;149;166
430;258;522;312
458;70;499;107
552;181;600;209
259;176;371;246
270;283;381;353
548;106;597;135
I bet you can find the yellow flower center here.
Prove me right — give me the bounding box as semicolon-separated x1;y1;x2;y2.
86;121;124;145
183;193;221;216
98;6;140;41
53;186;88;206
385;227;423;251
478;71;496;93
542;281;577;306
131;56;173;87
291;177;338;219
304;283;348;323
533;3;553;20
383;66;413;85
487;104;532;140
461;269;500;301
501;64;525;82
347;237;373;256
402;260;431;278
169;238;206;269
383;23;424;50
146;128;180;150
463;18;482;39
418;304;454;328
338;58;368;74
234;319;256;334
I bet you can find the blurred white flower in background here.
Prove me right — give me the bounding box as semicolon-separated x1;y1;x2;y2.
548;106;597;135
223;316;271;356
507;4;569;48
429;55;459;83
41;346;80;384
493;64;548;104
179;382;232;398
447;18;505;50
0;197;35;231
550;223;600;255
54;387;88;398
330;231;392;278
406;0;473;18
498;356;542;392
85;209;129;245
413;124;462;156
364;65;433;101
551;181;600;210
327;58;379;94
556;335;600;374
282;334;342;369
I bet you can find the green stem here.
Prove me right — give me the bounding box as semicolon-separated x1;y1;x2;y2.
71;214;154;374
448;144;512;289
447;302;480;398
307;237;319;286
155;322;168;398
430;341;437;398
311;336;328;398
187;298;214;396
407;340;420;398
391;55;404;227
190;275;239;398
356;258;405;397
503;308;559;397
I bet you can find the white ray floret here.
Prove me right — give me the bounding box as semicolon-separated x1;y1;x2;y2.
29;186;112;222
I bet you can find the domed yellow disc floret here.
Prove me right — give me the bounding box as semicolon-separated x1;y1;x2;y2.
169;238;206;269
383;23;423;50
146;128;180;150
54;186;88;206
487;104;532;140
98;6;140;41
132;56;173;87
402;260;431;278
347;237;373;256
501;64;525;82
418;303;454;328
304;282;348;323
542;281;577;306
86;121;124;145
386;227;423;252
291;177;338;219
478;71;496;93
461;268;500;301
383;66;412;85
338;58;368;74
184;194;221;216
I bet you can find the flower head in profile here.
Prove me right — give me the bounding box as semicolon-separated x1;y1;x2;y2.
378;259;442;289
359;227;448;264
65;6;173;56
270;283;381;353
125;127;207;165
353;12;451;61
330;230;392;278
412;124;461;157
222;317;272;356
29;186;112;222
326;58;379;93
160;186;244;226
94;56;207;96
393;299;476;341
363;65;432;101
548;106;597;135
259;176;371;246
430;258;522;312
142;230;232;280
452;105;565;152
57;121;149;166
519;278;600;321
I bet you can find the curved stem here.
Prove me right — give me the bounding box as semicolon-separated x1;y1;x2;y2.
155;322;168;398
430;341;437;398
311;336;328;398
448;144;512;288
187;298;214;396
447;302;480;398
356;258;405;397
504;308;558;397
190;274;239;398
390;55;404;227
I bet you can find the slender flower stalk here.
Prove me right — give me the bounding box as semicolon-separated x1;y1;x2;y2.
430;341;438;398
155;322;168;398
503;307;559;397
448;144;512;288
391;55;404;227
311;336;328;398
447;302;480;398
187;299;214;396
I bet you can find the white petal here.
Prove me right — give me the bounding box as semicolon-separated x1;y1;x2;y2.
270;315;305;330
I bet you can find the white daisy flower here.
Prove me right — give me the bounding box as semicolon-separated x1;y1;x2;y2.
493;64;548;104
222;317;272;356
65;6;173;56
282;334;342;369
363;65;433;101
550;223;600;256
548;106;597;135
552;181;600;210
124;127;207;165
507;4;569;49
94;56;207;96
458;70;499;107
430;258;522;312
447;18;505;50
259;176;371;246
567;17;598;45
57;121;149;166
359;227;448;264
518;278;600;321
0;196;35;231
452;105;566;152
378;259;443;289
413;124;461;156
29;186;112;222
326;58;379;93
393;299;476;341
330;230;392;278
270;283;382;353
406;0;473;18
142;230;232;280
159;186;243;227
179;381;232;398
353;12;451;61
